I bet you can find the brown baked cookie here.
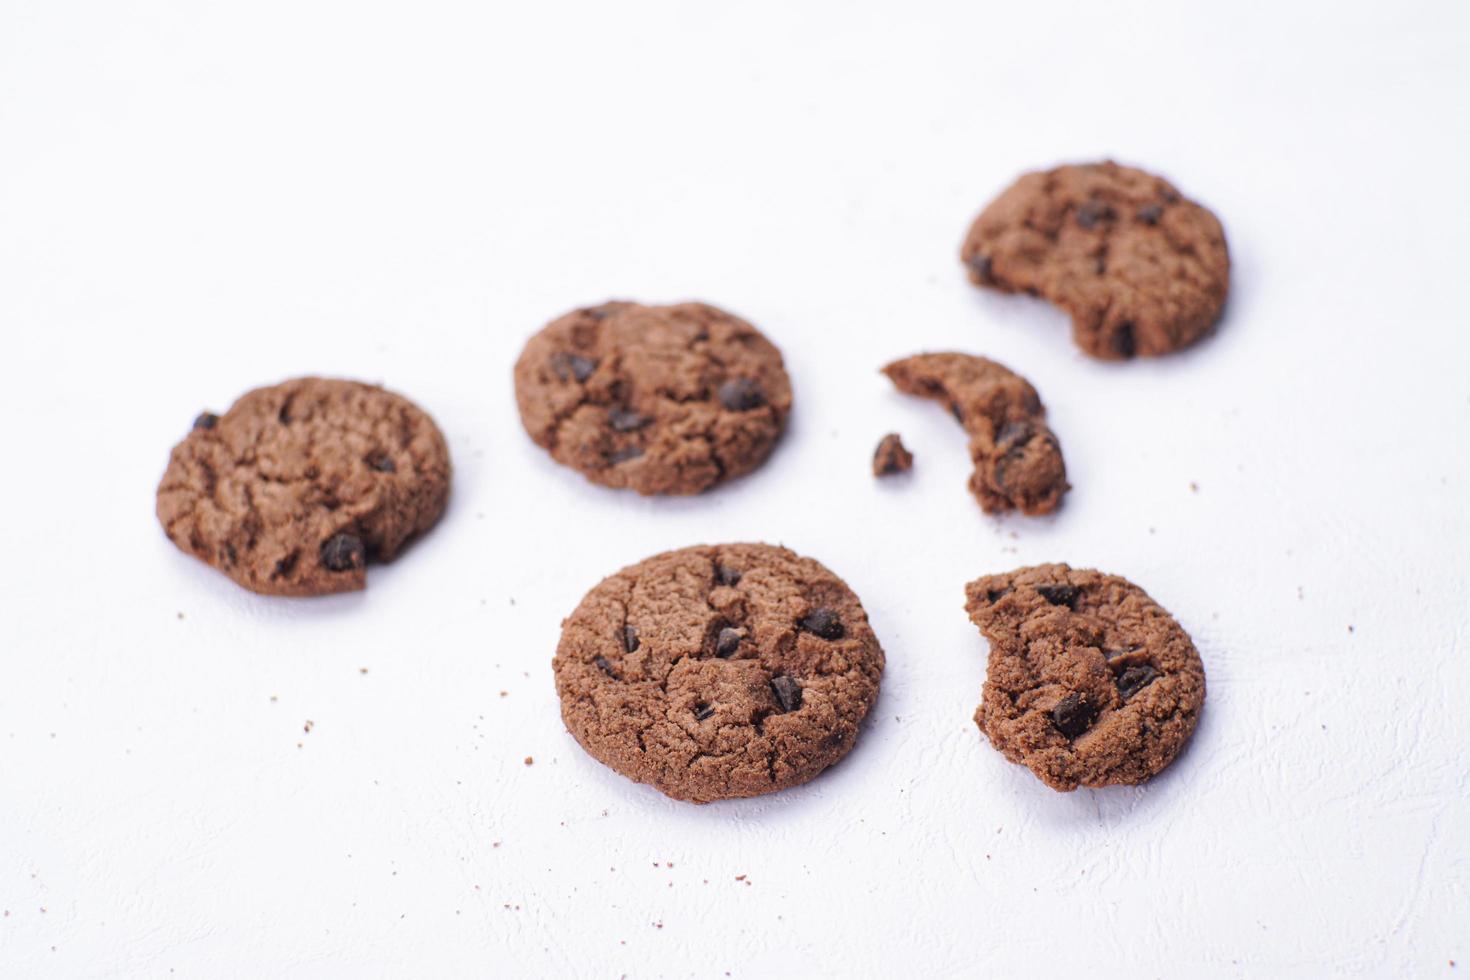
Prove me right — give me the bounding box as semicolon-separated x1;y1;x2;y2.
553;543;884;803
882;353;1067;515
514;302;792;495
872;433;913;477
965;564;1205;791
156;377;451;596
960;161;1229;359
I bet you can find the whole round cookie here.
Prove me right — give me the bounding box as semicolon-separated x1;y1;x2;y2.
554;543;884;803
960;161;1229;360
514;301;793;495
964;564;1205;791
156;377;451;596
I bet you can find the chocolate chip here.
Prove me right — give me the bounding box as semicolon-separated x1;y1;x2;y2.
193;412;218;430
1051;693;1096;737
799;607;845;640
694;703;715;721
770;676;802;713
1113;322;1137;359
1116;665;1158;701
1036;584;1079;608
550;352;597;383
369;454;396;473
968;253;994;282
608;408;649;432
594;656;619;679
995;419;1033;451
320;533;365;572
718;378;766;412
1136;203;1164;225
714;627;744;659
609;446;644;464
1075;199;1115;229
715;564;742;587
623;625;640;653
985;587;1013;603
872;433;913;477
273;550;300;578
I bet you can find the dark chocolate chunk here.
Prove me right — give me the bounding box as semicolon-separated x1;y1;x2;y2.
369;454;396;473
799;607;845;640
995;419;1033;451
273;550;299;578
986;587;1013;603
715;564;742;587
1116;665;1158;701
1136;203;1164;225
320;533;365;572
770;676;803;713
550;352;598;383
193;412;218;430
714;627;744;659
1036;583;1080;608
623;624;640;653
608;408;650;432
608;446;644;464
1075;199;1115;229
718;378;766;412
1051;693;1096;737
1113;322;1137;359
595;656;619;679
969;253;994;281
694;703;715;721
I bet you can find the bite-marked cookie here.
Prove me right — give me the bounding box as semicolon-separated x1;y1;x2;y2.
961;161;1229;359
514;302;792;495
882;353;1067;515
553;543;884;803
156;377;451;596
872;433;913;477
965;564;1205;791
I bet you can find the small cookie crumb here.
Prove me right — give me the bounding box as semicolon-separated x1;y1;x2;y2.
872;433;914;477
523;756;533;766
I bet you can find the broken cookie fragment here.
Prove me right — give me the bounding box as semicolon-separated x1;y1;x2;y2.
882;352;1067;515
872;433;914;477
963;563;1206;791
960;160;1229;359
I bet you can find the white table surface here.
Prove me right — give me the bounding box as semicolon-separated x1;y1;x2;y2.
3;1;1468;976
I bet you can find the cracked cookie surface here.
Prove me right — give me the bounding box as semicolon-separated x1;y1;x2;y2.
883;352;1067;515
553;543;884;803
960;161;1229;359
966;564;1205;791
156;377;451;596
514;302;792;495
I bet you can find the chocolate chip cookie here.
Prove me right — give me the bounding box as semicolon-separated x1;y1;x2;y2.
156;377;451;596
965;564;1205;791
514;302;793;495
883;353;1067;515
553;543;884;803
961;161;1230;359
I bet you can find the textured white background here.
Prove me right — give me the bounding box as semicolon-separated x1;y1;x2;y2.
2;0;1468;976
